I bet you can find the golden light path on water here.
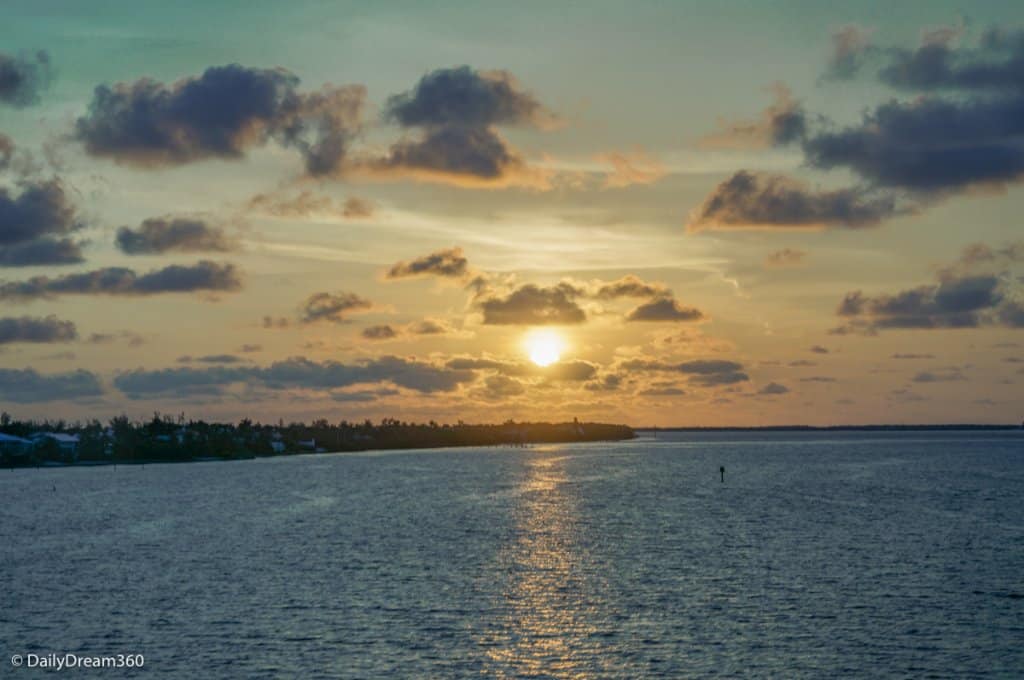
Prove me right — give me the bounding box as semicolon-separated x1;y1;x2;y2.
479;448;609;678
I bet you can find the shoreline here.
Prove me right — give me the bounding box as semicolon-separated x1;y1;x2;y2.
3;431;637;470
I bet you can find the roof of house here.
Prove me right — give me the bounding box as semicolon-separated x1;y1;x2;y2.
30;432;80;443
0;432;32;444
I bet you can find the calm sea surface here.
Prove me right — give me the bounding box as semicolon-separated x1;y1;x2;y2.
2;431;1023;678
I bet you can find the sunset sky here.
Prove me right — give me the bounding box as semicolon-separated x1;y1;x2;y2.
1;1;1022;426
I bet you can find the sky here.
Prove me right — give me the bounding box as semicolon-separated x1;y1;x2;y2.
0;0;1022;426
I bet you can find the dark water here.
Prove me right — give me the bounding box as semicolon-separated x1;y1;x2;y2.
3;431;1023;678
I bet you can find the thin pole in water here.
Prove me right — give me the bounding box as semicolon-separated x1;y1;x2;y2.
720;466;725;483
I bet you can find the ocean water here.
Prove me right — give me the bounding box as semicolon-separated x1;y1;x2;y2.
2;431;1023;678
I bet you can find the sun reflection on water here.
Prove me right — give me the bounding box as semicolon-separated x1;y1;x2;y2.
480;452;606;678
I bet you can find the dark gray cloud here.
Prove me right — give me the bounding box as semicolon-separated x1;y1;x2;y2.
875;27;1024;92
810;345;829;354
74;64;363;174
113;355;474;398
758;382;790;395
177;354;245;364
386;247;469;279
373;66;551;184
477;374;526;399
802;95;1024;195
477;283;586;325
407;319;451;335
0;238;84;266
0;50;53;108
0;133;13;170
620;358;749;386
700;25;1024;230
800;376;837;383
0;315;77;345
0;368;103;403
592;274;669;300
836;272;1021;332
912;369;966;383
300;291;372;324
689;171;901;230
385;65;548;129
891;353;936;359
116;217;234;254
331;387;400;403
376;125;519;180
0;260;241;302
700;83;807;148
806;26;1024;197
0;180;85;265
362;324;398;340
626;296;704;322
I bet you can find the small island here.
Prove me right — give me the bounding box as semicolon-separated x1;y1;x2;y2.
0;412;635;467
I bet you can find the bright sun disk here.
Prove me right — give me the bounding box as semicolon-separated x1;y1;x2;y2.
525;329;564;367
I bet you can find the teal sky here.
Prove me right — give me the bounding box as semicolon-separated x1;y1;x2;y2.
0;1;1021;425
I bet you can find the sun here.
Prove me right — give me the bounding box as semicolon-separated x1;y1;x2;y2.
525;329;564;367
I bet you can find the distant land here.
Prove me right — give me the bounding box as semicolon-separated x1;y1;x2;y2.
639;424;1023;432
0;413;635;468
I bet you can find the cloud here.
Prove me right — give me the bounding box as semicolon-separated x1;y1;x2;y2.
362;324;398;341
74;64;364;174
177;354;245;364
87;331;145;346
113;355;475;398
800;376;837;383
877;25;1023;92
0;50;53;107
407;318;457;335
300;291;372;324
806;27;1024;197
638;386;686;397
0;316;77;345
0;134;13;170
477;282;586;325
592;274;670;300
342;197;375;218
0;368;103;403
620;358;749;386
365;66;554;188
385;66;551;128
477;374;526;399
765;248;807;268
700;83;807;148
597;149;667;188
330;387;400;403
0;238;85;266
116;217;235;254
625;296;705;322
912;369;966;383
238;344;262;353
689;171;902;230
892;353;935;359
247;190;375;219
810;345;830;354
835;270;1022;332
386;247;469;280
788;360;816;367
758;381;790;395
444;355;596;382
823;25;874;80
0;179;85;265
0;260;241;302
